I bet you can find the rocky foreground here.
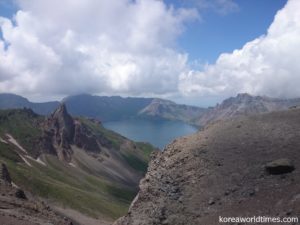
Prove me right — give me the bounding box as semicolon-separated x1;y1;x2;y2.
115;108;300;225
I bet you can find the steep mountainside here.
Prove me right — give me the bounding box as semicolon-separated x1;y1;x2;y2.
196;93;300;126
138;98;206;123
0;93;59;115
0;105;155;224
115;108;300;225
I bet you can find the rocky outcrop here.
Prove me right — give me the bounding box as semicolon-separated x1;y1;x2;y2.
43;104;75;161
115;108;300;225
0;163;11;185
41;104;102;162
265;158;295;175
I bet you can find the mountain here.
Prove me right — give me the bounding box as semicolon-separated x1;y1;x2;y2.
138;98;206;123
0;93;59;115
0;93;206;123
196;93;300;126
0;105;156;224
62;94;153;121
3;93;300;127
115;108;300;225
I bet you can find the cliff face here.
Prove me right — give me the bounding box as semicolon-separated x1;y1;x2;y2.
115;108;300;225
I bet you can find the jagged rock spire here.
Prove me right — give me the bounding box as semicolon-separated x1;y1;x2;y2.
51;103;75;143
44;103;75;162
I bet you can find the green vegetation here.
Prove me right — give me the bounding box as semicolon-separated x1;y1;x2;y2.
0;142;22;162
2;155;133;219
0;109;43;157
121;153;148;172
135;142;154;161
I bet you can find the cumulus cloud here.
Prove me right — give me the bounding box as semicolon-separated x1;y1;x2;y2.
0;0;197;97
179;0;300;99
1;0;299;102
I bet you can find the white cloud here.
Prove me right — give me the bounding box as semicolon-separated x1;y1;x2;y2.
0;0;197;97
1;0;299;102
179;0;300;99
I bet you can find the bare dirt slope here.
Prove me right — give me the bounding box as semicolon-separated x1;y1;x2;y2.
115;108;300;225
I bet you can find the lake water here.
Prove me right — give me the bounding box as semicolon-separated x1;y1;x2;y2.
103;119;198;149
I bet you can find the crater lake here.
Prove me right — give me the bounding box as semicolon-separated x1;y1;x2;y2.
103;118;198;149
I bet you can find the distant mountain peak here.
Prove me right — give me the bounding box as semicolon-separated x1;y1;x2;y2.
236;92;252;98
196;93;300;126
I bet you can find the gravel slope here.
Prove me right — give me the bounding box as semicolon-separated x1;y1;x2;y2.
115;108;300;225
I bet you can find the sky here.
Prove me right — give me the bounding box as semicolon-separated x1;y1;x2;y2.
0;0;299;106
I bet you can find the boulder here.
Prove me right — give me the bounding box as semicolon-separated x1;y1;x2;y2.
15;189;27;200
265;158;295;175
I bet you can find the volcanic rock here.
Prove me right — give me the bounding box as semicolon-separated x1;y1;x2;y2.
265;158;295;175
115;109;300;225
0;163;11;185
15;189;27;200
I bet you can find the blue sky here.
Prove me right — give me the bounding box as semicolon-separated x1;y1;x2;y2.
0;0;17;18
0;0;299;106
175;0;287;63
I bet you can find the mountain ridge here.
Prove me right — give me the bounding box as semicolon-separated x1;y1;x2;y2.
2;93;300;127
195;93;300;126
0;93;205;123
0;104;156;224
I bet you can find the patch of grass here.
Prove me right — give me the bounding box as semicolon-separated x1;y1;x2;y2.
135;142;154;161
0;109;43;157
0;142;22;162
121;153;148;173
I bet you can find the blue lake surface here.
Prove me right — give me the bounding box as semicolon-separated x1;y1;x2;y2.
103;119;198;149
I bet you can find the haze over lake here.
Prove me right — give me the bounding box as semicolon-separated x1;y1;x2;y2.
103;119;198;149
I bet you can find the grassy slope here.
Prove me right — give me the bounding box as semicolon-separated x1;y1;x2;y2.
79;118;154;173
0;109;155;220
0;109;43;157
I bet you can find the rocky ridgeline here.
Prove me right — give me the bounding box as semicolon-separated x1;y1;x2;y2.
196;93;300;126
115;108;300;225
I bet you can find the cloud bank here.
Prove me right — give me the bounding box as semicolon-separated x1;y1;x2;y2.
180;0;300;99
0;0;197;97
0;0;299;102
